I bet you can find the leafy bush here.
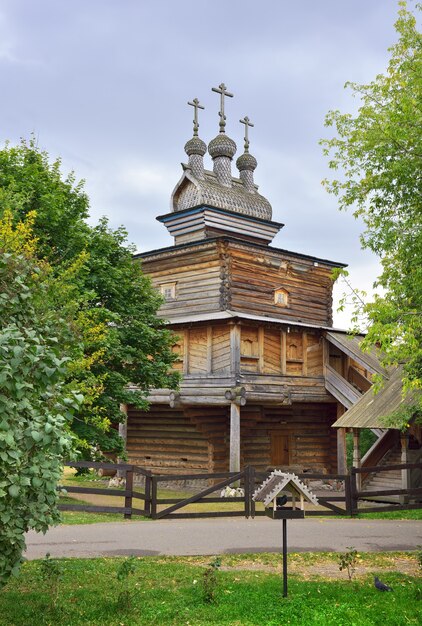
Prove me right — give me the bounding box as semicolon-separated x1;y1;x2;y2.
0;213;83;587
202;557;221;603
338;547;359;581
39;553;64;610
116;556;138;609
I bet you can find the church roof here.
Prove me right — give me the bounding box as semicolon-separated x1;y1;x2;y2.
171;166;273;221
135;234;347;268
171;84;274;229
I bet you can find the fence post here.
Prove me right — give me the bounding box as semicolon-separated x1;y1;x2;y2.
151;476;158;520
349;467;358;516
144;472;152;518
124;467;134;519
250;466;256;519
344;471;353;517
244;466;250;518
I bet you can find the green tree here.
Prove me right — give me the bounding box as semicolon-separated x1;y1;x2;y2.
0;212;83;587
321;1;422;424
71;218;179;453
0;138;178;454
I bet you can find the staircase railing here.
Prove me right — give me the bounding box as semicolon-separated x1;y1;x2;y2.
360;430;400;483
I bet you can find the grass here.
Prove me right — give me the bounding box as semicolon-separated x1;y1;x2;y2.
356;509;422;520
0;553;421;625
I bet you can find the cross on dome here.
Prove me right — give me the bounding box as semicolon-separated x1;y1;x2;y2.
240;116;254;152
211;83;234;132
187;98;204;137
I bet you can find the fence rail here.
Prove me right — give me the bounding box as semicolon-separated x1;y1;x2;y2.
58;460;422;520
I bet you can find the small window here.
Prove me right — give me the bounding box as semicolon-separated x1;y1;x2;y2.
160;282;177;301
274;288;289;307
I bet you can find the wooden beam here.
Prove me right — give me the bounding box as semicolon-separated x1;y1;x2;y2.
336;419;347;475
281;330;286;375
258;327;264;374
230;402;241;473
302;332;308;376
322;337;329;376
207;326;213;374
325;363;361;408
184;329;189;375
352;428;361;490
230;323;241;376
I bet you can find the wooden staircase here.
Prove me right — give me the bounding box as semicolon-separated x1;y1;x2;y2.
362;444;402;502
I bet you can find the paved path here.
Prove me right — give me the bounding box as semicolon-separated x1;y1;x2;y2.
25;518;422;560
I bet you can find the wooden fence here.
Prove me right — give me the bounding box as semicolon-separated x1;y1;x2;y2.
350;461;422;514
59;461;152;519
59;460;422;519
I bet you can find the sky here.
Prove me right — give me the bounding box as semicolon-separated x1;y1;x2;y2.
0;0;405;327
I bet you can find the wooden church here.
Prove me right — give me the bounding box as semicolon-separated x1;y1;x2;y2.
122;84;404;480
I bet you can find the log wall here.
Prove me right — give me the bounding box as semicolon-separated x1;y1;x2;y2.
227;243;334;326
238;403;338;473
126;403;337;476
142;244;222;318
139;239;335;326
126;405;212;474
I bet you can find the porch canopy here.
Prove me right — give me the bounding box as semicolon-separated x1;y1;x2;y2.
332;366;419;430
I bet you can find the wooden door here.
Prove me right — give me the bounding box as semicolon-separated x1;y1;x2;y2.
271;433;289;466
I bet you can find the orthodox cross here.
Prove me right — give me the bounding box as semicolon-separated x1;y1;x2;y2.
240;116;254;152
187;98;204;137
211;83;234;132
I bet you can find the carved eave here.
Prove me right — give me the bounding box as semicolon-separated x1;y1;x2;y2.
157;204;284;245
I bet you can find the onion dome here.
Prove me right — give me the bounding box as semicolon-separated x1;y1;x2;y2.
184;135;207;157
236;151;257;172
208;133;237;160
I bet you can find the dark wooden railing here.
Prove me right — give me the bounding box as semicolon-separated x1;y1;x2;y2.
350;461;422;514
59;460;422;519
59;461;151;518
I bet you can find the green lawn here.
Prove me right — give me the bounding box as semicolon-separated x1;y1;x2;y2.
0;554;421;626
356;509;422;520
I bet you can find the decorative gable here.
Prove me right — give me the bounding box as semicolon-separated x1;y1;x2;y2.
253;470;319;507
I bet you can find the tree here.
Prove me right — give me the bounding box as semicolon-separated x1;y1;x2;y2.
321;1;422;425
0;138;179;455
0;211;83;586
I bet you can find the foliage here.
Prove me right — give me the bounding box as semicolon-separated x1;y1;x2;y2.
116;555;138;609
322;2;422;425
39;553;63;610
338;546;359;581
0;137;179;455
202;556;221;603
0;213;83;587
1;557;421;625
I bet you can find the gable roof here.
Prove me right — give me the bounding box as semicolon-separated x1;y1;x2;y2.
253;470;319;506
171;167;273;221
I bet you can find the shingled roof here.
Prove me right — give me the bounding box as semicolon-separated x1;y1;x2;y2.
332;366;421;429
253;470;319;507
